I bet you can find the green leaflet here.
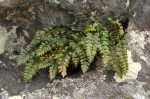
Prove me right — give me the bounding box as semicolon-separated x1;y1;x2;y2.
84;25;96;33
17;19;128;83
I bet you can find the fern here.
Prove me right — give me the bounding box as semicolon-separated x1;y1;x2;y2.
70;44;81;68
109;41;124;78
84;32;99;63
23;59;39;83
108;18;128;78
17;19;128;83
99;28;110;65
49;59;58;80
116;39;128;75
58;54;71;77
17;48;36;66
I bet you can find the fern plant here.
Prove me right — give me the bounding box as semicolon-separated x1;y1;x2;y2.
17;18;128;83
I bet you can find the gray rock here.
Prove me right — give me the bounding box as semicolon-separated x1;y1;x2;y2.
0;0;150;99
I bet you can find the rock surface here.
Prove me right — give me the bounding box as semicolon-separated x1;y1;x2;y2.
0;0;150;99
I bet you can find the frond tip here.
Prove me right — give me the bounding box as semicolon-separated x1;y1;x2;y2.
17;19;128;83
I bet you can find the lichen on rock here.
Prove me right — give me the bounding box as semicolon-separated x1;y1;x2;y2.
0;26;9;54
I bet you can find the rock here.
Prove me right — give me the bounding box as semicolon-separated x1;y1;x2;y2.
0;0;4;3
0;0;150;99
0;88;10;99
128;0;150;30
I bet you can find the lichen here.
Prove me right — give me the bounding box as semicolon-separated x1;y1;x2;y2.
0;0;4;3
0;26;9;54
8;96;23;99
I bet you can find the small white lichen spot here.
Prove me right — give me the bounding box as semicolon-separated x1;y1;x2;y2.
53;0;60;4
82;0;87;3
133;11;137;17
23;30;30;38
90;11;97;20
140;56;147;61
8;96;23;99
114;50;141;82
125;0;130;7
53;96;59;99
67;0;74;4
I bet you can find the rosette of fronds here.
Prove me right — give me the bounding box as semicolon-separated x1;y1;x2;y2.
17;19;128;83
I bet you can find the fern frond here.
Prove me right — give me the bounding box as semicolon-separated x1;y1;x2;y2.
54;45;71;77
90;33;99;62
84;32;99;63
49;60;58;80
99;29;110;65
36;41;51;57
17;30;46;66
85;33;93;62
69;42;81;67
108;18;124;37
38;61;51;69
116;39;128;75
58;54;71;77
23;60;39;83
17;48;36;66
109;44;123;78
80;49;90;73
38;57;54;69
29;30;45;48
71;52;80;68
